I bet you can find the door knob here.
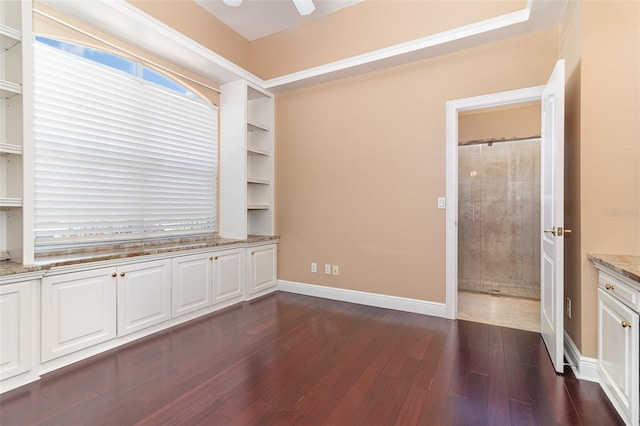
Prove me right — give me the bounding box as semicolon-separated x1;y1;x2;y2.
544;227;557;236
564;229;572;237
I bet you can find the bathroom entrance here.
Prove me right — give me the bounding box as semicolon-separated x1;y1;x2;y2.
456;103;542;332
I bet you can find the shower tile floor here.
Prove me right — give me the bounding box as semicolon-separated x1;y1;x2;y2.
458;278;540;300
458;291;540;333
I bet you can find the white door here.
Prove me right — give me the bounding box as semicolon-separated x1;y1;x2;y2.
41;268;116;362
0;282;31;380
172;253;213;317
117;259;172;337
540;59;566;373
248;244;277;296
213;248;244;304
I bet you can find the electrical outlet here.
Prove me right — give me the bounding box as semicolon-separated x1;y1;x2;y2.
332;265;339;276
324;264;331;275
566;297;572;319
311;263;317;273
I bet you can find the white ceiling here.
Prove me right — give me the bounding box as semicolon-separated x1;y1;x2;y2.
194;0;364;41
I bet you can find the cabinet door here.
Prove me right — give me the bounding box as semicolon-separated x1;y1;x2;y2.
172;253;212;317
213;248;244;304
117;259;171;337
248;244;277;295
0;282;30;380
41;268;116;362
598;288;639;426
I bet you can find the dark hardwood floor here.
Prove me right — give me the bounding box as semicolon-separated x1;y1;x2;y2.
0;292;623;425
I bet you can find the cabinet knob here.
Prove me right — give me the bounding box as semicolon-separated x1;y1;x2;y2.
251;251;255;255
111;272;117;277
622;320;632;328
120;272;125;277
214;256;218;260
605;283;615;290
209;257;213;260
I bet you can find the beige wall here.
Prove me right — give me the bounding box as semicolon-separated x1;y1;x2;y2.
275;29;559;301
578;0;640;357
250;0;525;79
560;0;583;355
458;104;541;142
127;0;251;73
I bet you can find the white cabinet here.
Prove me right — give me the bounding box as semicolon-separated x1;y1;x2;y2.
248;244;277;296
0;281;31;380
117;259;171;337
597;270;640;426
41;267;116;362
213;248;244;304
172;248;244;317
220;80;274;239
2;241;277;393
172;253;212;317
41;259;171;361
0;0;33;264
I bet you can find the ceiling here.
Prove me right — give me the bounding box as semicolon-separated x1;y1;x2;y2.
194;0;364;41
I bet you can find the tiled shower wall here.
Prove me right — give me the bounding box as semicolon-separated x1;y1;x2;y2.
458;140;541;300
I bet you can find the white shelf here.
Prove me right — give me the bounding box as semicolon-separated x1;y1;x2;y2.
247;120;271;132
247;146;270;156
0;198;23;210
0;143;23;155
0;24;21;47
247;204;271;210
247;177;271;185
0;80;22;98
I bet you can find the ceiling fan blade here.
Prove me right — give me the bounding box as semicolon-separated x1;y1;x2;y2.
292;0;315;15
223;0;243;6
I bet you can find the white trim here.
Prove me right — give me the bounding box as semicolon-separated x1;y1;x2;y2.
445;85;544;320
278;280;447;318
264;7;530;92
564;330;599;383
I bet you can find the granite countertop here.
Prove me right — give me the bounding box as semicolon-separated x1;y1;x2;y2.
588;254;640;284
0;235;279;277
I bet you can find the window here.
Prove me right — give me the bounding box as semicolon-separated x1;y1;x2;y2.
33;38;218;252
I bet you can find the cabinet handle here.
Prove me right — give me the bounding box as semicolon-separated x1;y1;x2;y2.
111;272;117;277
622;320;632;328
605;283;615;290
120;272;125;277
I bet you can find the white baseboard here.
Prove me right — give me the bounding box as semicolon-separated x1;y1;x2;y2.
277;280;447;318
564;330;599;383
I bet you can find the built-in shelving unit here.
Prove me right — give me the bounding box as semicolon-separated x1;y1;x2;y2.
220;80;274;239
1;0;33;264
246;85;274;236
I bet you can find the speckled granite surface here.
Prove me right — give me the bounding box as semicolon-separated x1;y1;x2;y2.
0;235;278;277
588;254;640;284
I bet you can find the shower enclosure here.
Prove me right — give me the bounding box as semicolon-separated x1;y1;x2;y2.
457;139;541;299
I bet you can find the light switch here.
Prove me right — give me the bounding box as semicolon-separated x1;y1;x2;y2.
437;197;446;209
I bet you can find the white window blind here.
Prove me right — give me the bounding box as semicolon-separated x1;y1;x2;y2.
33;42;218;251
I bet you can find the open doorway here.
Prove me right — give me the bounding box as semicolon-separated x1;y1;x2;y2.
446;62;566;371
455;103;541;332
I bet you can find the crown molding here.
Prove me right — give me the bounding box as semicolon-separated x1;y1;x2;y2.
37;0;566;93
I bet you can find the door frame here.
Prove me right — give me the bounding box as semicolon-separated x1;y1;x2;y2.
445;85;544;319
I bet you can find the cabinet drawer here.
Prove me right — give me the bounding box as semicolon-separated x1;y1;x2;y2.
599;271;640;311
